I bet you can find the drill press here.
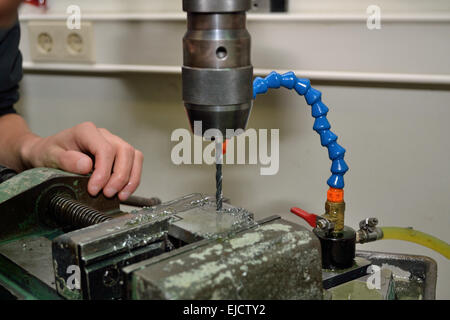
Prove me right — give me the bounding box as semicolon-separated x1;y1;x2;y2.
182;0;254;210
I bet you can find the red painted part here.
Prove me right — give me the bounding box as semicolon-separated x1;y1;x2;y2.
222;140;227;155
24;0;47;7
290;207;317;228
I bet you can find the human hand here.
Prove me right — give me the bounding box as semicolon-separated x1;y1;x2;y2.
19;122;143;201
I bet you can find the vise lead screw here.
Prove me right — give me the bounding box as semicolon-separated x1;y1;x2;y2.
49;194;112;228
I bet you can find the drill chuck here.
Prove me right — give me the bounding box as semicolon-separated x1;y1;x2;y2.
182;0;253;139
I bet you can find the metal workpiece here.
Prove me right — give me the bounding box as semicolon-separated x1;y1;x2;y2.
168;196;256;244
131;219;323;300
183;0;253;138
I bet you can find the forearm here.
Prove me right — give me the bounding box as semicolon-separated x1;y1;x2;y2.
0;113;40;172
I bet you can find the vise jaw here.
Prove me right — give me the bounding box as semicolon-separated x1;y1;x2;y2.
125;218;323;300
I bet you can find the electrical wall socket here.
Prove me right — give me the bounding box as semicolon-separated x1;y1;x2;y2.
28;21;95;63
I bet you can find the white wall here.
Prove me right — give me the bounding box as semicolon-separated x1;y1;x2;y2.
15;0;450;299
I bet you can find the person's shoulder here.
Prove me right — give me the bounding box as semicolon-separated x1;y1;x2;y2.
0;19;22;107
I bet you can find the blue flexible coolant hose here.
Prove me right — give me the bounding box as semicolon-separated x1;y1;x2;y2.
253;71;348;189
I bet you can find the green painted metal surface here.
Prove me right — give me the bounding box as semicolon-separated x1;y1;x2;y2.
0;168;78;204
0;234;62;300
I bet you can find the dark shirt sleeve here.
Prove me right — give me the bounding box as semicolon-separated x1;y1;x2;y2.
0;21;23;117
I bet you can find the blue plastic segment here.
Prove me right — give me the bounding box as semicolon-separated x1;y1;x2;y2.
327;174;345;189
265;71;282;89
320;130;338;146
294;78;311;96
327;142;346;160
280;72;296;89
305;87;322;105
253;71;348;189
311;102;329;118
253;77;268;98
313;117;331;132
331;159;349;174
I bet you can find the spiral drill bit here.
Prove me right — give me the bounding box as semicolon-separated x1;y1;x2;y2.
215;141;223;211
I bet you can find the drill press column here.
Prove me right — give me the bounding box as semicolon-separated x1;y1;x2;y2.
182;0;253;139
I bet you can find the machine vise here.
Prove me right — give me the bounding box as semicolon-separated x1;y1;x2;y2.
0;168;325;300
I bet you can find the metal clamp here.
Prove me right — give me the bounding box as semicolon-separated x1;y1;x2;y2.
356;217;383;244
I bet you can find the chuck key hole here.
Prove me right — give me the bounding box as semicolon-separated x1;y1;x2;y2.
216;47;228;60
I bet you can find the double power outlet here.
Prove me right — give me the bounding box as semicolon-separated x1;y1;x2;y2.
27;21;95;63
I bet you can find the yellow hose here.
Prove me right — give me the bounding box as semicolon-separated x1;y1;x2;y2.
380;227;450;259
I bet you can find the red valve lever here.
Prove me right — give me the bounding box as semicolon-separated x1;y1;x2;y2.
290;207;318;228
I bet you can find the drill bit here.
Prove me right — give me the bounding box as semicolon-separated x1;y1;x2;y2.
215;141;223;211
216;163;223;211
